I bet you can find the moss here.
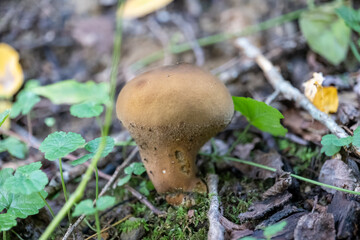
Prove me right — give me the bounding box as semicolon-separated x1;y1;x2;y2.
120;194;209;240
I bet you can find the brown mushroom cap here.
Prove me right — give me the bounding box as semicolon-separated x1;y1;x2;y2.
116;63;234;205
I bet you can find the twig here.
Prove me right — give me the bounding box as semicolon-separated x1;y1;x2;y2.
234;38;360;156
62;147;139;240
171;13;205;66
125;185;166;216
84;215;132;240
207;174;224;240
147;16;172;65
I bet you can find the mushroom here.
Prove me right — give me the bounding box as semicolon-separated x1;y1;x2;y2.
116;63;234;205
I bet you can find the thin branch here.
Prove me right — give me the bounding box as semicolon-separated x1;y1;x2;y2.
235;38;360;156
84;214;132;240
207;174;224;240
125;185;166;216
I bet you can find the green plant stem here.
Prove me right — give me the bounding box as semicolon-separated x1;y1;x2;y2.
95;166;99;200
130;8;305;72
10;230;24;240
58;158;71;222
3;231;6;240
94;211;101;240
39;1;124;239
350;40;360;63
226;124;250;155
224;156;360;196
84;218;97;232
38;192;55;218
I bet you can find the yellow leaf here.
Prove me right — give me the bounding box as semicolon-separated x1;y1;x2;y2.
0;100;12;129
312;86;339;114
0;43;24;98
303;72;339;114
120;0;173;19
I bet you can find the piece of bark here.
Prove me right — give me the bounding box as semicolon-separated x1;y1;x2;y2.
318;158;359;194
239;192;292;221
257;205;305;229
230;229;254;240
251;212;306;240
327;192;360;239
294;212;335;240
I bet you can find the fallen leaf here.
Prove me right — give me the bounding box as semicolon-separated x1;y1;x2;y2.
120;0;173;19
303;72;339;114
0;43;24;98
318;158;359;194
312;86;339;113
303;72;324;101
283;109;328;142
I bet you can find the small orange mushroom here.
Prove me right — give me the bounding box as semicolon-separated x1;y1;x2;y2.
116;64;234;205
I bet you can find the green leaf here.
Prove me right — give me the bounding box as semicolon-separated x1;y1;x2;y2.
10;91;41;118
4;162;48;195
0;213;17;231
264;221;287;238
352;126;360;147
0;109;10;127
300;3;351;65
124;162;146;176
96;196;115;211
117;174;131;186
0;190;48;219
70;101;104;118
321;144;341;156
321;134;352;147
336;6;360;33
31;80;109;105
232;97;287;136
139;181;154;196
71;154;92;166
85;137;115;157
39;131;85;161
72;199;96;216
0;137;28;159
71;137;115;166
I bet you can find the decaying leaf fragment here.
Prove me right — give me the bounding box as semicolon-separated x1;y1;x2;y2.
303;72;338;114
0;43;24;98
120;0;173;19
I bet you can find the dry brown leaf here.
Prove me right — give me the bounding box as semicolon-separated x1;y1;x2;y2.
120;0;173;19
0;43;24;98
318;158;359;194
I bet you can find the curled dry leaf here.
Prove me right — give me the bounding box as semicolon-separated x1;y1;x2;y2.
0;43;23;98
303;72;339;114
263;171;292;199
120;0;174;19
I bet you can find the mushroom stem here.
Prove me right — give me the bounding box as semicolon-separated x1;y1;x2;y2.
140;145;206;194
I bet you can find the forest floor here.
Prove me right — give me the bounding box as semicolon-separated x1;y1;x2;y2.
1;0;360;239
